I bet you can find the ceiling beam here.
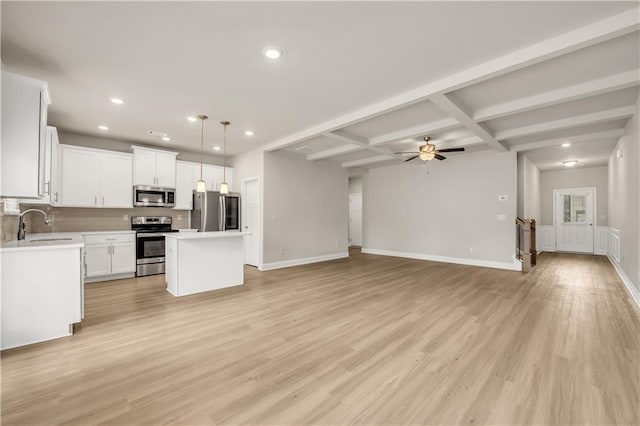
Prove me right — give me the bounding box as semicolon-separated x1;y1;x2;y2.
262;9;639;152
369;118;459;146
474;69;640;122
342;155;395;168
437;136;484;149
307;144;362;160
510;129;625;152
429;93;508;152
495;106;635;140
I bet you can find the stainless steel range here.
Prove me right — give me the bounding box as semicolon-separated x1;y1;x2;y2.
132;216;178;277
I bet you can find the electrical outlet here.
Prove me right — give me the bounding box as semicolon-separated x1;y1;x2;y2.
335;242;339;248
177;214;182;220
123;214;129;221
469;247;474;253
279;248;284;255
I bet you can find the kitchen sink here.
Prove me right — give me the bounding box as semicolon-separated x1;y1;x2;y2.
28;238;73;242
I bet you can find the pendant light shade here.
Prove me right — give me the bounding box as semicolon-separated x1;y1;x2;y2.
196;115;208;192
220;120;230;195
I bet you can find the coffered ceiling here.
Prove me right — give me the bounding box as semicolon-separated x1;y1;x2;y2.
2;2;639;170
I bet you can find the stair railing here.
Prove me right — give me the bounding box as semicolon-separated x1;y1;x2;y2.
516;217;536;272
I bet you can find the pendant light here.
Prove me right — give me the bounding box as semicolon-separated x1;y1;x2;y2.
196;115;208;192
219;120;230;195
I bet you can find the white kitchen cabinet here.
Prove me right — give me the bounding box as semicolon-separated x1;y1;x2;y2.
85;244;111;278
60;146;102;207
21;126;61;206
1;71;51;198
101;153;133;208
132;146;177;188
175;161;195;210
83;232;136;282
59;145;133;208
178;162;234;195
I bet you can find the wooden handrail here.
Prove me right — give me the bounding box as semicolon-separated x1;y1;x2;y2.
516;218;536;272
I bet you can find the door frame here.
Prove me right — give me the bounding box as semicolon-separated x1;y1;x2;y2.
349;193;363;247
241;176;261;267
552;187;596;254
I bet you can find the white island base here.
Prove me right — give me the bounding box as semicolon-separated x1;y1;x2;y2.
165;231;250;297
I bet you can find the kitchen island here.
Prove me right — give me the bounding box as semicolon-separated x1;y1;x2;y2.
164;231;251;297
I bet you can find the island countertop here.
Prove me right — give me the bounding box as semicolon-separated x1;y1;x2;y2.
164;231;251;240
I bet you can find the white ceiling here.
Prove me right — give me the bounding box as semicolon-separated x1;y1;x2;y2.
2;1;639;170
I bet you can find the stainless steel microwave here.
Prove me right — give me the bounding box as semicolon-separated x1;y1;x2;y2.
133;186;175;207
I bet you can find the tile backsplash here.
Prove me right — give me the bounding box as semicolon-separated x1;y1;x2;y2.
1;203;190;241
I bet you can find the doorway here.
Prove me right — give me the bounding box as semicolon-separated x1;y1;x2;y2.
242;177;260;267
554;188;595;253
349;193;362;247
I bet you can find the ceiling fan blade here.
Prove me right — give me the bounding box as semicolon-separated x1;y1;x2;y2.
434;154;446;161
404;155;420;162
437;148;465;153
394;152;420;154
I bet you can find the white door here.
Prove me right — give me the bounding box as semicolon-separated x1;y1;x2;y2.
555;188;595;253
243;178;260;266
175;162;194;210
110;243;136;274
61;147;101;207
85;244;111;277
349;194;363;246
101;153;133;208
155;151;176;187
133;149;157;186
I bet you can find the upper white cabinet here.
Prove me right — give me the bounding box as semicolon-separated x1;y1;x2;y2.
59;145;133;208
175;161;195;210
132;146;177;188
21;126;61;206
1;71;51;198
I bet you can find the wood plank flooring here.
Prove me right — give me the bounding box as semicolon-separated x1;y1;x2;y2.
2;250;639;425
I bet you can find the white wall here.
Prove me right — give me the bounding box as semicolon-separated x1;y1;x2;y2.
608;96;639;292
363;150;518;268
539;166;608;226
262;152;349;265
517;153;540;222
349;176;363;194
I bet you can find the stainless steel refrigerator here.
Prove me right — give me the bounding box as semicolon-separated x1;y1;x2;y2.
191;191;241;232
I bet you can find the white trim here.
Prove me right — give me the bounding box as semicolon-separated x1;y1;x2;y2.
241;176;261;267
260;252;349;271
607;254;640;310
342;155;394;168
361;248;522;271
511;129;625;152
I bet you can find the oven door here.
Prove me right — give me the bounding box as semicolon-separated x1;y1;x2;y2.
136;233;166;264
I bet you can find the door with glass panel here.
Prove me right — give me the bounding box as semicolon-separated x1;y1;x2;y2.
554;188;595;253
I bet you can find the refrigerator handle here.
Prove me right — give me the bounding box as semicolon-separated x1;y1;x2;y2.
202;192;207;232
218;195;224;231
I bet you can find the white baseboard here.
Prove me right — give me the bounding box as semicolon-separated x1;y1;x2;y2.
607;255;640;310
260;252;349;271
361;248;522;271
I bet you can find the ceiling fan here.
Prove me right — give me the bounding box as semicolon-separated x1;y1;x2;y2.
395;137;465;162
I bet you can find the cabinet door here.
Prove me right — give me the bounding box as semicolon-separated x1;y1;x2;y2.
155;151;176;188
133;149;157;186
102;153;133;208
175;162;194;210
225;168;233;192
213;166;225;191
201;165;216;191
84;244;111;278
110;243;136;274
49;127;61;205
60;147;101;207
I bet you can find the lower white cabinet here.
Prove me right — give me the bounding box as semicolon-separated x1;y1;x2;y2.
83;233;136;282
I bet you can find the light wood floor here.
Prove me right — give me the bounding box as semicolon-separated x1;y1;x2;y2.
2;250;639;425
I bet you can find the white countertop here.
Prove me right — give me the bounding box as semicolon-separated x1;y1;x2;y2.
1;230;135;252
1;233;85;252
165;231;251;240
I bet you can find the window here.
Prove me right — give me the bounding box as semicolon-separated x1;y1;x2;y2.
562;194;587;223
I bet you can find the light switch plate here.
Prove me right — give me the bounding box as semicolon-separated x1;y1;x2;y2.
498;195;508;201
497;214;507;221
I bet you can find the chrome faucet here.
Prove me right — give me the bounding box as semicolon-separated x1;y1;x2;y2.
17;209;52;240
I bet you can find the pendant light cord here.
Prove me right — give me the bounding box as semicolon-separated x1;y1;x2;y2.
200;117;204;181
223;123;227;182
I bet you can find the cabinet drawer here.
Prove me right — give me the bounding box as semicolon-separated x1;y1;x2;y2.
83;233;135;245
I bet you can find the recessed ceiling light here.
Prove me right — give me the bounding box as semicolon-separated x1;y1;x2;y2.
263;46;283;59
244;130;254;136
562;160;578;167
213;146;221;151
110;97;124;105
98;125;109;130
162;136;171;142
561;142;571;148
187;116;198;122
